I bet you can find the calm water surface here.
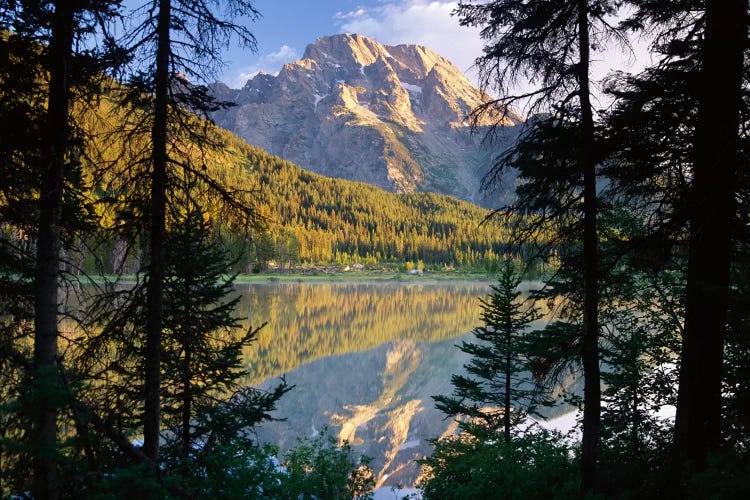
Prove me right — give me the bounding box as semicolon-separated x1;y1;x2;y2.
235;281;490;488
236;281;490;384
234;281;572;489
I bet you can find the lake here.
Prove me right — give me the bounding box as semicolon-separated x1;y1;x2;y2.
235;280;491;489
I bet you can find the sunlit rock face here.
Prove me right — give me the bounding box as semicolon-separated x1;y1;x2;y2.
211;33;522;207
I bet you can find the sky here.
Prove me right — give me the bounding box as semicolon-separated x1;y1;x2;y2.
222;1;651;92
121;0;652;105
222;0;486;88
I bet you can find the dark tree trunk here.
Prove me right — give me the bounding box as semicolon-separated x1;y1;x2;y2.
631;382;639;454
504;312;512;444
181;343;192;461
32;3;74;498
143;0;171;463
577;0;601;494
674;0;746;474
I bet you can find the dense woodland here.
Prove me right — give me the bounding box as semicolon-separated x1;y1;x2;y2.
240;148;517;271
422;0;750;498
1;0;750;499
60;87;520;273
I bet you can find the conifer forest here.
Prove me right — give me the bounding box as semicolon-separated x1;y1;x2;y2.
1;0;749;498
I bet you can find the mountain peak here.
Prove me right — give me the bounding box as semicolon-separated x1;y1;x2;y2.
301;34;450;81
211;33;521;206
303;33;388;67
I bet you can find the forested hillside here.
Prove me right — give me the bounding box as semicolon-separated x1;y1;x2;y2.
77;96;514;273
239;144;513;270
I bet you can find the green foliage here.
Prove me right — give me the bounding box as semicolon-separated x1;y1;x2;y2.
77;103;516;272
161;209;257;452
281;433;374;500
252;230;277;272
57;206;290;494
93;462;168;500
419;430;578;500
598;305;676;486
3;1;749;497
92;432;375;499
156;209;290;475
425;263;577;498
174;441;286;499
722;251;750;450
0;238;34;497
686;450;750;500
244;152;514;269
434;262;545;441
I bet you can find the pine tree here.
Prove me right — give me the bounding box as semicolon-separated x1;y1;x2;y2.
425;264;573;498
673;0;745;472
117;0;261;462
598;297;679;494
159;209;289;472
32;6;76;494
605;0;748;476
434;262;542;443
455;2;628;489
0;2;122;496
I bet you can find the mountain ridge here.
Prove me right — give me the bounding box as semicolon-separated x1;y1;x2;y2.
211;33;521;207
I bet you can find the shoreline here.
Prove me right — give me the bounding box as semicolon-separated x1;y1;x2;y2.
232;270;497;284
77;270;503;286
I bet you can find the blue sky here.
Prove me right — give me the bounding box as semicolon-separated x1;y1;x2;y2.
121;1;651;103
121;1;483;88
221;1;652;92
222;1;486;88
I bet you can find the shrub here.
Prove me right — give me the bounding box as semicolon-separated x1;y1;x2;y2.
419;430;578;500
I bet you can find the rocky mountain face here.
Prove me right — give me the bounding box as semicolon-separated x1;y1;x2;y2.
211;33;522;207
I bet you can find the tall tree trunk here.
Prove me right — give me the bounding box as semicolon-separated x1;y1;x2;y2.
674;0;745;474
143;0;171;463
504;324;511;444
576;0;601;494
33;2;74;498
630;341;640;454
181;343;192;462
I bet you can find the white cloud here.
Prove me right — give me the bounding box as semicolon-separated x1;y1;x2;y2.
267;44;299;63
334;8;367;20
337;1;483;85
229;44;301;88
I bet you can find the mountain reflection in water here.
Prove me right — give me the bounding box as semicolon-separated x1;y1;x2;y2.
236;281;489;385
235;281;488;488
